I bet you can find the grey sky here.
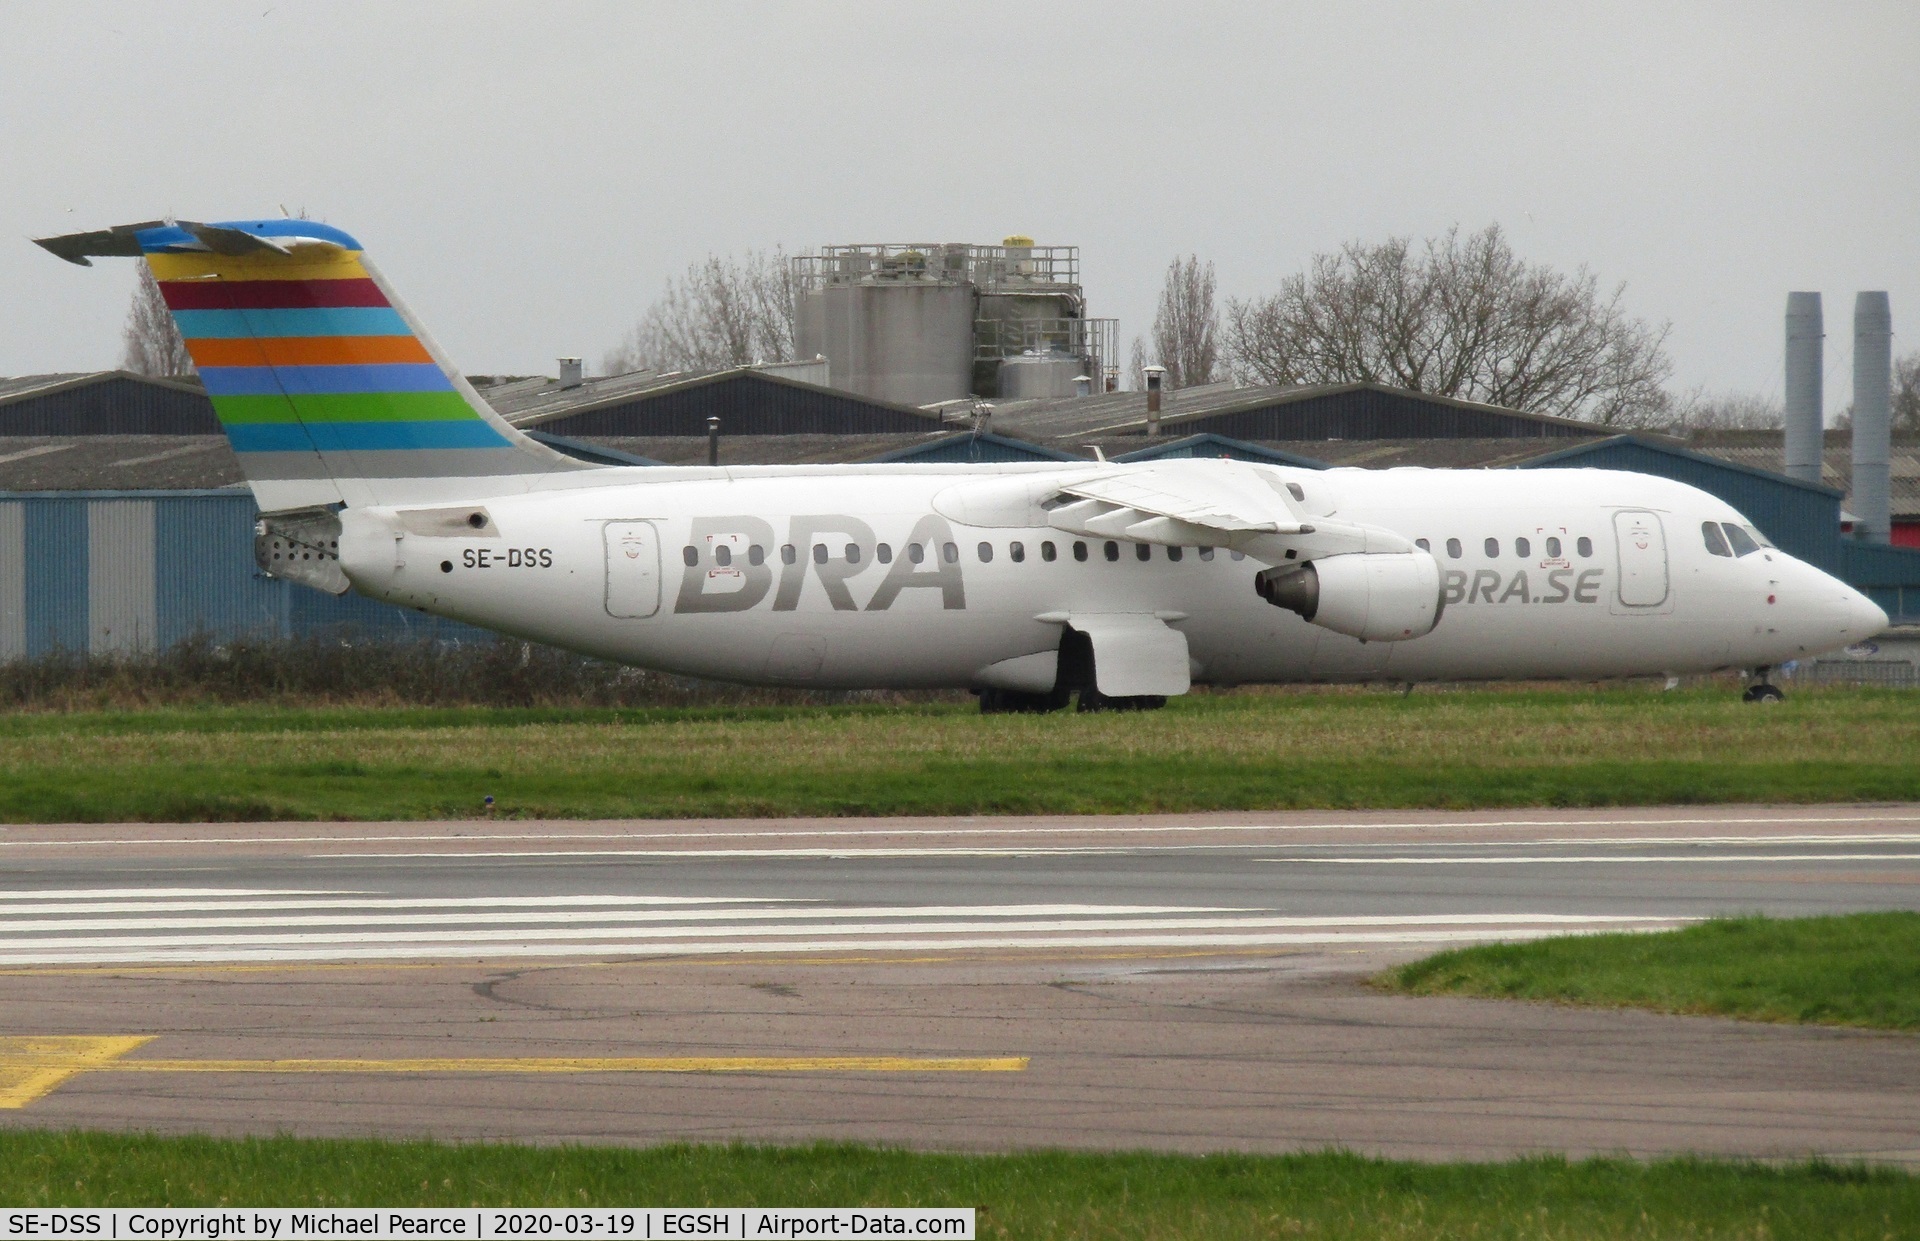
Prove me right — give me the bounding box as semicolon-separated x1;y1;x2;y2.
3;1;1913;416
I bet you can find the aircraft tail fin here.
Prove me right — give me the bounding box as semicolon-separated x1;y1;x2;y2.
37;219;599;513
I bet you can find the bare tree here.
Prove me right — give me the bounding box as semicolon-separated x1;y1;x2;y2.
1669;388;1784;434
121;264;195;378
1223;224;1673;426
1151;255;1219;389
604;249;795;375
1895;350;1920;435
1127;335;1150;392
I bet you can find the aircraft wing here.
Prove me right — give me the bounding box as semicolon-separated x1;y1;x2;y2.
1043;458;1414;562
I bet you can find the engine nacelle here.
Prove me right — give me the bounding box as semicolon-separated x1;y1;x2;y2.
1254;551;1445;641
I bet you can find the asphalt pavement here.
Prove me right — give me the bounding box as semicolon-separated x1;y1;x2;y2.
1;805;1916;1160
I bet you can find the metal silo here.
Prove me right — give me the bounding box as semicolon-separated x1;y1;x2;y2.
793;245;976;406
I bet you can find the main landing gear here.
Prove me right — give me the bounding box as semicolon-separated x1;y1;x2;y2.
1742;666;1785;704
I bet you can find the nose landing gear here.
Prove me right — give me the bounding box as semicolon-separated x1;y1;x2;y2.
1742;666;1785;703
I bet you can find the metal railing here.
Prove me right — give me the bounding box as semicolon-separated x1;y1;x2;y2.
792;243;1081;292
972;316;1120;386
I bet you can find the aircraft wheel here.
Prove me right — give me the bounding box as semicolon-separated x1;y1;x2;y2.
1742;683;1785;704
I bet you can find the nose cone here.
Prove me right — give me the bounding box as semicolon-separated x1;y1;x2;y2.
1844;586;1890;640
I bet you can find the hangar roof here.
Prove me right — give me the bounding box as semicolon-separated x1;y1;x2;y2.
483;367;945;437
991;381;1613;444
0;435;243;491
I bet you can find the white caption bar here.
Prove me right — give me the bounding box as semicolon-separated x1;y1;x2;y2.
0;1209;973;1241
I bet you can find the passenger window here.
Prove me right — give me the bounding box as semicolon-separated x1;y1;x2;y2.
845;543;860;564
1167;546;1183;562
1515;537;1530;558
942;542;959;563
1230;550;1246;561
1484;538;1500;558
1445;538;1462;559
1722;523;1760;557
1104;541;1120;561
781;544;797;565
1415;538;1430;552
1136;543;1151;561
1199;547;1215;561
812;543;828;564
1545;537;1561;558
1701;521;1732;557
1010;541;1026;563
714;545;732;567
682;546;699;567
1577;536;1593;557
748;545;765;566
977;541;993;563
876;543;892;564
1073;541;1088;562
1041;541;1057;561
908;543;925;564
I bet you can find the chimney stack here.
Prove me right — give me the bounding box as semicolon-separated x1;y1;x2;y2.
558;357;584;389
1783;293;1823;484
1144;365;1166;436
1852;292;1893;544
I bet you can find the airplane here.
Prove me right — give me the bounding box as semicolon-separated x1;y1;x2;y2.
37;218;1889;709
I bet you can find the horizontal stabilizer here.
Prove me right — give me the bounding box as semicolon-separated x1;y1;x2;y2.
33;221;169;266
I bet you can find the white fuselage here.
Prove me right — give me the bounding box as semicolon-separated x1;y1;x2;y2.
336;462;1887;689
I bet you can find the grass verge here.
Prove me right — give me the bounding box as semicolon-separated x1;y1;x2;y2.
0;1132;1916;1239
3;685;1920;821
1381;913;1920;1031
6;683;1920;823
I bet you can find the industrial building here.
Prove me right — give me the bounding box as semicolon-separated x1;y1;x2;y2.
792;239;1118;405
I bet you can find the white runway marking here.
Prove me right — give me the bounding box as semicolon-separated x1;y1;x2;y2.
0;887;1687;966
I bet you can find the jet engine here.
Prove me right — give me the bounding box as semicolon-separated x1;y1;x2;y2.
1254;552;1445;641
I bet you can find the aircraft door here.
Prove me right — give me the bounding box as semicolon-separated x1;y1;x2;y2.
1612;510;1669;608
604;521;661;618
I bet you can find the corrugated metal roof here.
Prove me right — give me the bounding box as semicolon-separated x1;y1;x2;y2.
0;370;205;405
485;367;944;435
991;381;1612;443
1689;439;1920;518
866;432;1081;464
0;372;220;435
572;433;950;466
0;437;242;491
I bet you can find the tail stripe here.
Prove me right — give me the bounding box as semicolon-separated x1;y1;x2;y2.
209;392;486;425
160;278;389;310
172;307;412;339
201;363;452;398
186;336;433;368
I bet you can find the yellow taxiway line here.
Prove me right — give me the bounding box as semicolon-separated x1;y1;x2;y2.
0;1036;1026;1109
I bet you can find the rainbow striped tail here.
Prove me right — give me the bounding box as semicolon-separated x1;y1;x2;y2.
37;219;595;513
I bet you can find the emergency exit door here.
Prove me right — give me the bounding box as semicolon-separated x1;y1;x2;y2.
604;521;661;618
1612;510;1669;608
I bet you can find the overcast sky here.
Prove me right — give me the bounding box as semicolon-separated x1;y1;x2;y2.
2;1;1913;415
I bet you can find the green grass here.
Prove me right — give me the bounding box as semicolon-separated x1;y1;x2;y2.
3;685;1920;822
0;1133;1915;1239
1382;913;1920;1031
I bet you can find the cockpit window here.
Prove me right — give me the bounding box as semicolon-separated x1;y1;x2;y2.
1722;523;1760;557
1701;521;1733;557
